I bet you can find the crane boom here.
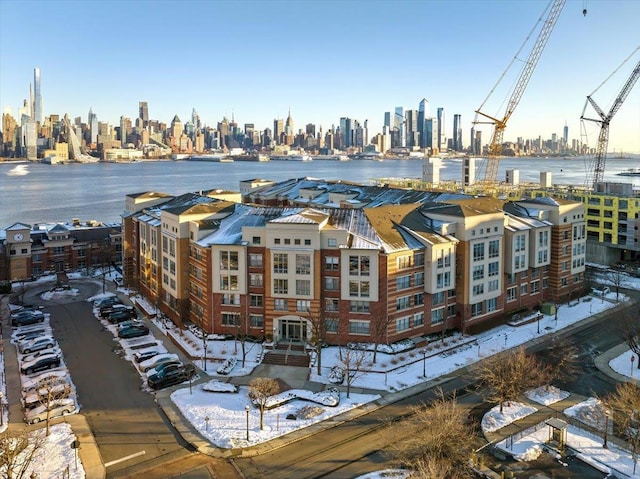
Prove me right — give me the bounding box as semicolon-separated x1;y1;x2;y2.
475;0;565;184
582;52;640;187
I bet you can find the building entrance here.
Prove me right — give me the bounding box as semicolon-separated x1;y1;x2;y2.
279;318;307;342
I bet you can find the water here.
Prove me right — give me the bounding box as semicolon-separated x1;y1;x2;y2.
1;156;639;227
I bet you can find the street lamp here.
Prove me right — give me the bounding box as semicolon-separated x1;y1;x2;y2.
422;348;427;377
202;332;207;372
245;405;250;441
631;355;635;377
204;416;210;432
537;314;541;334
603;409;610;448
0;391;4;426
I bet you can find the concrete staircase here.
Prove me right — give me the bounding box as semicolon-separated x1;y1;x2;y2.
262;341;310;367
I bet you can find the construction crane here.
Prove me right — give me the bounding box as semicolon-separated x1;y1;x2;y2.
581;46;640;187
474;0;565;184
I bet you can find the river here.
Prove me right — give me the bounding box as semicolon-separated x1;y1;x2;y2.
1;156;639;227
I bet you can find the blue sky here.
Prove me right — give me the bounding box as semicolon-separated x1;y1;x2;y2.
1;0;639;152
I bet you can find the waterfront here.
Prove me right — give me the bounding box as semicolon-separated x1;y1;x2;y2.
1;156;639;227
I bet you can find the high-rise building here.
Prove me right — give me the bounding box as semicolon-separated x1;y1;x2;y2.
394;106;405;147
273;118;284;144
453;114;462;151
437;107;446;152
34;68;43;124
418;98;429;148
563;122;568;146
88;108;98;144
139;102;149;127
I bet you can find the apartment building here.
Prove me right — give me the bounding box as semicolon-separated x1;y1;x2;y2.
121;178;585;346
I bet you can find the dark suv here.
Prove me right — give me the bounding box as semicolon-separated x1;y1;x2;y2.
21;355;61;375
11;311;46;327
148;364;195;390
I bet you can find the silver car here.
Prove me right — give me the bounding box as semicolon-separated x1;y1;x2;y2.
24;398;76;424
18;336;57;354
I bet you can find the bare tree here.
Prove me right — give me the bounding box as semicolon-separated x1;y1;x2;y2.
36;376;73;436
621;311;640;370
337;346;368;398
605;264;628;301
232;312;250;368
248;377;280;430
384;390;476;478
541;337;581;388
475;347;549;413
0;427;46;479
602;382;640;474
306;308;329;376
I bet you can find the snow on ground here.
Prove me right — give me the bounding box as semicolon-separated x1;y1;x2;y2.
0;422;85;479
564;397;607;430
481;402;538;433
525;385;570;406
354;470;411;479
170;385;379;449
610;347;640;380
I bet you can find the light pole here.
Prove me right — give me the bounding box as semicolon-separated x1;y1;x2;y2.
204;416;210;432
603;409;610;448
0;391;4;426
422;349;427;377
631;355;635;376
245;405;250;441
537;314;540;334
202;331;207;372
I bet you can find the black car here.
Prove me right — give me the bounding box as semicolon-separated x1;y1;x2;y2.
147;366;190;390
108;310;138;324
118;324;149;339
100;304;133;319
11;311;46;327
21;355;61;375
14;328;49;343
95;296;122;308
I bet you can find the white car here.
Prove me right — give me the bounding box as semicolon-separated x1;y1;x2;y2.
24;398;76;424
18;336;57;354
21;346;62;364
23;383;72;410
137;353;179;373
22;370;68;393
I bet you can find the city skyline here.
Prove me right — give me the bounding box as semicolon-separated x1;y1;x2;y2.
1;0;639;152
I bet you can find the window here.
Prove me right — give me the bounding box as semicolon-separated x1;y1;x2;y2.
397;275;411;290
520;283;528;295
328;238;337;247
296;300;310;312
222;313;239;326
396;296;411;310
284;238;290;245
273;279;288;294
222;293;240;305
273;253;288;274
414;252;424;266
507;286;517;302
488;262;499;277
349;280;370;297
325;298;339;312
514;234;526;252
249;254;263;267
472;284;484;296
250;273;263;287
414;272;424;286
296;279;311;296
304;239;311;246
325;256;339;270
325;277;339;290
326;319;338;333
274;238;281;245
220;251;238;270
220;274;238;291
414;312;424;326
538;230;549;247
471;302;483;317
432;291;444;305
431;308;444;325
473;265;484;280
250;315;263;328
350;301;370;313
274;299;288;311
473;243;484;261
488;239;500;258
252;236;261;245
488;279;499;292
537;250;548;264
350;255;370;276
349;321;370;335
414;292;424;305
294;239;300;245
396;317;410;332
296;254;311;275
531;280;540;294
486;298;497;313
53;246;65;255
447;304;456;317
250;294;263;307
397;255;412;269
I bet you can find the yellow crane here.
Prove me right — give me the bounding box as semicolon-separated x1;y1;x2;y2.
581;46;640;187
474;0;565;184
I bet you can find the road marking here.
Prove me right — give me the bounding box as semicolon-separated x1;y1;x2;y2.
104;450;146;467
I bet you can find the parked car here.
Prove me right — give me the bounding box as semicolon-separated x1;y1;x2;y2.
133;348;162;364
22;371;68;393
106;309;137;323
147;365;190;390
21;347;61;364
11;310;46;327
13;327;50;343
94;295;121;308
137;353;179;373
24;398;76;424
20;355;61;375
146;360;183;378
100;304;134;319
117;319;145;331
23;383;72;410
18;336;57;354
118;324;149;339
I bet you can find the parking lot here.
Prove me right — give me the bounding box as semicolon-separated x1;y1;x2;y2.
6;280;194;477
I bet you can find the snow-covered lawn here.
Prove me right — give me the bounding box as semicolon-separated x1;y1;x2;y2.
481;402;538;433
525;385;570;406
171;386;379;449
564;397;607;430
610;347;640;380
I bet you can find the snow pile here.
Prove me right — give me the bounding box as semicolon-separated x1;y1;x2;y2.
354;469;411;479
610;348;640;379
41;287;80;300
481;402;538;433
216;357;237;375
564;397;606;430
252;387;341;409
201;380;237;393
525;385;570;406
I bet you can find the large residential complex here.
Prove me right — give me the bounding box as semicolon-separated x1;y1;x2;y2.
117;178;585;345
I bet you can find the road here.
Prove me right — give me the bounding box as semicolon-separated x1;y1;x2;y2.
234;295;633;478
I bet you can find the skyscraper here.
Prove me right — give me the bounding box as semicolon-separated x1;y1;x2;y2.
139;102;149;127
34;68;43;124
418;99;429;148
88;107;98;144
437;107;445;152
453;114;462;151
394;106;405;147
